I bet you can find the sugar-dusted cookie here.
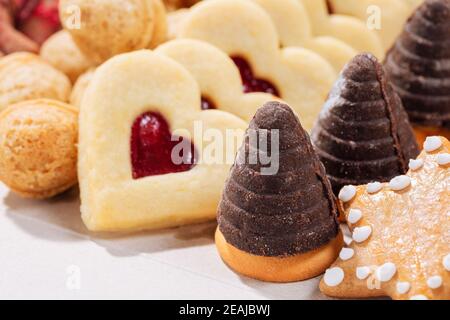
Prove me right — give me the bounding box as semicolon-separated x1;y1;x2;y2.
157;39;283;122
79;50;247;232
70;68;95;109
59;0;167;64
311;53;419;194
328;0;418;50
384;0;450;146
0;99;78;199
40;30;94;83
216;102;342;282
0;52;71;111
177;0;336;130
320;137;450;300
299;0;384;58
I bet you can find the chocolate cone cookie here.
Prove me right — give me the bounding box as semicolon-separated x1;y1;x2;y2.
216;101;342;283
311;53;419;194
384;0;450;132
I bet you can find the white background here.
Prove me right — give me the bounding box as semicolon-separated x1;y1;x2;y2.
0;184;329;300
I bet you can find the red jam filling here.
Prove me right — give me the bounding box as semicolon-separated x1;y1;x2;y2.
131;112;196;179
231;56;280;97
201;96;216;110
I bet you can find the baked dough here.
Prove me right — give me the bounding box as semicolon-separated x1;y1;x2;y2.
59;0;167;64
40;30;94;83
0;99;78;199
178;0;336;130
70;68;95;108
329;0;420;50
0;52;71;111
157;39;283;122
78;50;247;232
299;0;384;58
320;137;449;299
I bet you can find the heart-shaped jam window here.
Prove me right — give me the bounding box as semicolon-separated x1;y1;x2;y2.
231;56;280;97
199;57;279;110
131;112;197;179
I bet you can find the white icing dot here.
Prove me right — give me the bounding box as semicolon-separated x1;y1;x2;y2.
427;276;442;289
396;282;410;294
339;185;356;202
356;266;371;280
389;175;411;191
423;136;442;153
409;159;424;171
352;226;372;243
375;262;397;282
348;209;362;224
366;182;382;194
339;248;354;261
343;234;353;246
436;153;450;166
410;295;428;300
443;254;450;271
324;267;345;287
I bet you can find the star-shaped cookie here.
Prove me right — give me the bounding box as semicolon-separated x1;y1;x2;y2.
320;137;450;300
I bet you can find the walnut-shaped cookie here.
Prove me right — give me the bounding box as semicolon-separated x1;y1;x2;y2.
78;50;247;232
328;0;419;50
384;0;450;146
40;30;94;83
0;52;71;111
299;0;384;57
320;137;449;300
177;0;336;131
59;0;167;64
216;102;342;282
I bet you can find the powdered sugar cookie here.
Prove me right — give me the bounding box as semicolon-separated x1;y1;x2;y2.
177;0;336;130
40;30;94;83
79;50;247;232
320;137;450;300
0;99;78;199
0;52;71;110
69;68;95;108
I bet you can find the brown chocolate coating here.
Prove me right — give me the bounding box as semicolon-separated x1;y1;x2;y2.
311;53;419;194
384;0;450;129
218;101;339;257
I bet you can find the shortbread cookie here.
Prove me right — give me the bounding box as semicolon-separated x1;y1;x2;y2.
328;0;418;50
384;0;450;145
311;53;419;194
216;102;342;282
59;0;167;64
320;137;450;300
157;39;284;122
79;50;247;232
0;52;71;110
167;9;189;40
69;68;95;108
300;0;384;58
0;99;78;199
177;0;336;130
40;30;94;83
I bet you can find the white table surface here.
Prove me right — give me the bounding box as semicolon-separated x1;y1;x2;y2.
0;183;330;300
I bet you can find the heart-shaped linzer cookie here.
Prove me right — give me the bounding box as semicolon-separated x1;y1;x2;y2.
78;50;247;232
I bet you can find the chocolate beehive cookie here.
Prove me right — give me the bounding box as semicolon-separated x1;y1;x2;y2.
216;101;343;282
311;53;419;194
384;0;450;144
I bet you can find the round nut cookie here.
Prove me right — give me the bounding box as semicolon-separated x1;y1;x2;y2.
0;99;78;199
